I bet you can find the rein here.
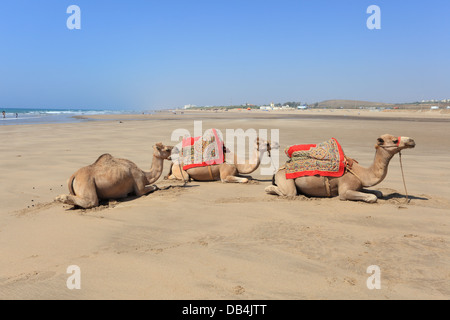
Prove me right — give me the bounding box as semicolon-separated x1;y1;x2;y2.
398;151;409;204
265;142;279;175
178;161;188;186
378;145;410;204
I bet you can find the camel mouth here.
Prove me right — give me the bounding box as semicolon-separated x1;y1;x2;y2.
404;140;416;148
271;142;280;150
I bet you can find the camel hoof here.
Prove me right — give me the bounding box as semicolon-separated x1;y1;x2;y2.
366;194;378;203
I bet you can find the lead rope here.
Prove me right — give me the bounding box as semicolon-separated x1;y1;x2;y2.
177;147;188;187
399;151;409;204
178;161;187;187
267;145;278;175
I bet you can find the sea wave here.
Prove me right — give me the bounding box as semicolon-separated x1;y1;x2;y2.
0;108;145;125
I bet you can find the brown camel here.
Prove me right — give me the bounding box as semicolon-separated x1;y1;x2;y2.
167;138;279;183
265;134;415;202
55;143;173;209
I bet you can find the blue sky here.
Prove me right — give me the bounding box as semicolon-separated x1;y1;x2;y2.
0;0;449;110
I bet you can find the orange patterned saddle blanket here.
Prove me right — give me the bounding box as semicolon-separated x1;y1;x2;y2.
284;138;346;179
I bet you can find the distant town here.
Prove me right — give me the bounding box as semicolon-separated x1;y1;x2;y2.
180;99;450;111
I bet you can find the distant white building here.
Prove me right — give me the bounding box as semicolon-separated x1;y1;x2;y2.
430;106;440;110
184;104;196;109
260;106;272;111
297;105;308;110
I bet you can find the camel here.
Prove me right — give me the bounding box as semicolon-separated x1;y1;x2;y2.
55;143;173;209
265;134;415;202
167;138;279;183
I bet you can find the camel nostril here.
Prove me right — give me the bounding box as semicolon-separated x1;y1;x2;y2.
406;140;416;148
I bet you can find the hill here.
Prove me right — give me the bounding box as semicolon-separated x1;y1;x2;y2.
317;100;390;109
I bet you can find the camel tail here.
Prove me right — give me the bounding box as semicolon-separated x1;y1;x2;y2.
68;174;76;195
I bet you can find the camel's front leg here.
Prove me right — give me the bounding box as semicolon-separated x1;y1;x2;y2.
340;190;378;203
167;163;190;181
134;182;159;196
361;189;383;199
220;165;247;183
142;184;158;195
222;176;248;183
265;169;296;197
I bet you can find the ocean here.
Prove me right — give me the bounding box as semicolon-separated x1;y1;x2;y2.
0;108;142;125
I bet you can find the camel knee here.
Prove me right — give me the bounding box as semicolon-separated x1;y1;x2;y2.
265;185;282;196
265;185;296;197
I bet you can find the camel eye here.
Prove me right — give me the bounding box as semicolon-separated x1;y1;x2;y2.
377;138;384;144
393;139;398;144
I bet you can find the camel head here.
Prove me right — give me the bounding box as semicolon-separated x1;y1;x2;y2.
153;143;174;160
376;134;416;154
255;138;280;157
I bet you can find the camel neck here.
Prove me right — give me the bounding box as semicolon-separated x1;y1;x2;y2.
359;146;395;187
234;144;263;174
145;155;164;184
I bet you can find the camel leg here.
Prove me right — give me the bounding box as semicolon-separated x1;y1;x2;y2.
339;190;378;203
135;184;158;196
265;170;296;197
361;189;384;199
133;171;159;196
222;176;249;183
167;163;190;181
55;177;99;209
55;194;99;209
219;165;247;183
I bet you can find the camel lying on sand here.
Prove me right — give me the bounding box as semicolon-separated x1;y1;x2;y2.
265;134;415;202
55;143;173;209
167;138;279;183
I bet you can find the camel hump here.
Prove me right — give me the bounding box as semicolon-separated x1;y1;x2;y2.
94;153;114;164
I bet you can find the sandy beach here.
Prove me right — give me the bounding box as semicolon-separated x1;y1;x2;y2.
1;109;449;300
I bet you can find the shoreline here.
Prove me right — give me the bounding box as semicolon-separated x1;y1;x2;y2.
74;108;450;123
